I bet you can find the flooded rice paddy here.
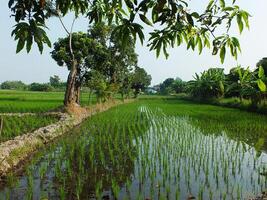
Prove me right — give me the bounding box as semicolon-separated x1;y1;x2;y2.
1;99;267;200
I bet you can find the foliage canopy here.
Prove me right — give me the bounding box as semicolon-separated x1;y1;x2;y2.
9;0;250;62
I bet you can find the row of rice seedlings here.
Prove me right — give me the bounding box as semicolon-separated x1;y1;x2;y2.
0;115;59;142
0;101;62;113
0;100;267;199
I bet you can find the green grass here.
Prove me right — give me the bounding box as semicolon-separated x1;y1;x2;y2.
0;115;59;142
0;90;98;113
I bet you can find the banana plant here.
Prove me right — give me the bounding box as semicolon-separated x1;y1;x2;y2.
257;66;267;93
234;66;252;102
187;68;225;99
237;66;267;105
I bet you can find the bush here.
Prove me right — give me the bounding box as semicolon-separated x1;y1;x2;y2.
1;81;27;90
29;83;53;92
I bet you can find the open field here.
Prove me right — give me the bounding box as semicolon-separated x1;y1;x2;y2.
1;98;267;199
0;90;98;113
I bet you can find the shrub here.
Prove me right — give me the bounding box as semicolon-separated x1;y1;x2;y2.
29;83;53;92
1;81;27;90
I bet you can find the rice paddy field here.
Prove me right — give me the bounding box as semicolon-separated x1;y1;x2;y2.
1;98;267;199
0;90;98;113
0;115;59;142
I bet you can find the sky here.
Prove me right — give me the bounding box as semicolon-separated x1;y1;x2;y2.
1;1;267;86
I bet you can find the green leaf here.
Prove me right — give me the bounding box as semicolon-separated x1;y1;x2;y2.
207;0;214;10
43;33;51;47
220;46;226;63
37;41;44;54
197;36;203;54
163;45;169;59
212;46;218;55
241;11;250;29
16;39;25;53
219;81;224;94
258;66;265;79
191;12;200;19
26;36;33;53
155;39;162;58
257;79;266;92
237;14;244;33
125;0;134;9
133;24;145;45
222;7;234;11
219;0;225;8
231;37;241;52
139;14;153;26
186;13;194;26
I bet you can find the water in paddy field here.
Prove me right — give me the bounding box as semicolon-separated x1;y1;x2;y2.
0;103;267;200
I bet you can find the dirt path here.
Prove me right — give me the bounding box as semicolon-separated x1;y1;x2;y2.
0;99;134;179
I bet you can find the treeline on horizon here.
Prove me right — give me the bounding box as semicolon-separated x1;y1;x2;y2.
0;75;66;92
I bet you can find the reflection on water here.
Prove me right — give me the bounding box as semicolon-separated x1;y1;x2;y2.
0;103;267;200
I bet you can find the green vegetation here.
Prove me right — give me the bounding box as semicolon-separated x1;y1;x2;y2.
8;0;249;107
0;114;59;142
1;99;267;199
185;64;267;112
155;58;267;114
157;77;186;95
0;76;66;92
0;81;27;91
3;1;266;199
51;23;151;106
0;90;98;113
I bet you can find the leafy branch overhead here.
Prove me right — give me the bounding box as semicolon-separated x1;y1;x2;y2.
9;0;250;62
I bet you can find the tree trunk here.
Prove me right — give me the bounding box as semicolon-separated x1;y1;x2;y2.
75;84;81;104
64;59;79;107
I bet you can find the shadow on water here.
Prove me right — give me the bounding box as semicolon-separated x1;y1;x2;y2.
0;100;267;199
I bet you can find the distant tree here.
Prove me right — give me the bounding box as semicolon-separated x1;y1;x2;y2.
0;81;27;90
172;77;186;94
9;0;250;110
51;32;107;105
119;75;133;100
29;83;53;92
160;78;175;95
225;67;243;97
131;67;152;98
84;23;139;101
188;68;225;99
49;75;61;88
84;70;108;103
231;66;252;102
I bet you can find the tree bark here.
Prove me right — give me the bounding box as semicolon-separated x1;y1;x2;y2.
75;84;81;105
64;59;79;107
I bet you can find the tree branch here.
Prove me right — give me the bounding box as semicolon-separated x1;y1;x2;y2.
56;6;70;35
